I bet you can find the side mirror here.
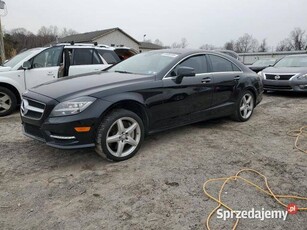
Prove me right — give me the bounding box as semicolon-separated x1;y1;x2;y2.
22;61;32;70
175;66;195;84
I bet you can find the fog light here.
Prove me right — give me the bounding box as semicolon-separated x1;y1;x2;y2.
74;127;91;132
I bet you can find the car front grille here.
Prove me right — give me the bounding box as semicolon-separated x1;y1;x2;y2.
21;98;45;120
265;74;294;80
264;84;293;90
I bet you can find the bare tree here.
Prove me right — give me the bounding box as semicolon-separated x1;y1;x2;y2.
289;27;306;50
171;38;188;48
276;38;292;51
181;38;188;48
153;39;163;46
235;33;259;53
224;40;235;51
276;28;307;51
258;39;268;52
199;44;215;50
59;28;78;38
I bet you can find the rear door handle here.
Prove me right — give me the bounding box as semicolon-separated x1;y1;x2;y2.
234;76;240;81
202;77;211;84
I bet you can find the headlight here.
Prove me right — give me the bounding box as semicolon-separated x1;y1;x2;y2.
297;73;307;80
51;96;96;117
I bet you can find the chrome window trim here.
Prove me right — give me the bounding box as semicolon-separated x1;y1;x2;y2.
162;52;243;80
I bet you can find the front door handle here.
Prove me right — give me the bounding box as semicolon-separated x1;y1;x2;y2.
202;77;211;84
234;76;240;81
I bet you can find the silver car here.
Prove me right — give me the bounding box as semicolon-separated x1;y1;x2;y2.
258;54;307;92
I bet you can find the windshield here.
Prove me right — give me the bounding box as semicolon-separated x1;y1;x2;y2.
108;52;178;75
274;56;307;67
3;48;44;68
252;59;276;66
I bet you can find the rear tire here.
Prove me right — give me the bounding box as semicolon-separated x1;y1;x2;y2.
0;87;17;117
95;109;144;161
231;90;254;122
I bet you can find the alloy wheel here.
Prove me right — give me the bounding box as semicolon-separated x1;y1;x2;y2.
106;117;141;157
239;93;254;119
0;92;12;113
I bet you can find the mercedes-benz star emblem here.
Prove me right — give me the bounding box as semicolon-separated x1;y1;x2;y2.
275;75;281;80
21;99;29;116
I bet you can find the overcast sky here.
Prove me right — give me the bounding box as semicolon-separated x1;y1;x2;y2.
2;0;307;49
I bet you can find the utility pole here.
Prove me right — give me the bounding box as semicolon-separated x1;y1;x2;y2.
0;0;7;64
0;16;5;63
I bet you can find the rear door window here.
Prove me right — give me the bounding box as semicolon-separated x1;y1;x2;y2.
97;49;121;64
72;48;102;65
208;55;241;72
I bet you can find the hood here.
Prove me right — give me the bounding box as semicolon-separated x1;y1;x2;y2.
0;66;12;72
262;66;307;74
30;71;155;101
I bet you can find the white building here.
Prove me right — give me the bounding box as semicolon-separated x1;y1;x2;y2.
59;27;163;53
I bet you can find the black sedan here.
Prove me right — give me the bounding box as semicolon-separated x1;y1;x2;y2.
21;49;263;161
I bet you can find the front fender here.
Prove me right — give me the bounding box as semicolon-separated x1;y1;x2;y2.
0;75;25;98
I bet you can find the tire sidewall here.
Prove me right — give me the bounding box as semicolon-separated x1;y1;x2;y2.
98;110;144;161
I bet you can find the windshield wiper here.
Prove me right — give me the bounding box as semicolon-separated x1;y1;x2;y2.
114;70;134;74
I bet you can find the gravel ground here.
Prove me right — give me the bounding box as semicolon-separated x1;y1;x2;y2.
0;92;306;230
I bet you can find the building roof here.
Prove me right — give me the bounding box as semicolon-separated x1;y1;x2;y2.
139;42;164;50
58;27;139;44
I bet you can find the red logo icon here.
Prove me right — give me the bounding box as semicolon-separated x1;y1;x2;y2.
287;203;298;215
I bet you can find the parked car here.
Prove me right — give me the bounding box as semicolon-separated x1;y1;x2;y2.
248;58;277;73
258;54;307;92
112;47;137;61
0;44;127;116
20;49;263;161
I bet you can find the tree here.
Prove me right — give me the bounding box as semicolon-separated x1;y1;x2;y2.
60;28;78;38
276;39;292;51
224;40;235;51
235;33;259;53
171;38;188;48
153;39;163;46
276;27;307;51
258;39;268;52
199;44;215;50
289;27;306;50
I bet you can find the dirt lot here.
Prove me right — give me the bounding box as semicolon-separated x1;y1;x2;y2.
0;93;306;230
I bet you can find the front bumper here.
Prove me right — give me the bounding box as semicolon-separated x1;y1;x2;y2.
21;92;112;150
263;79;307;92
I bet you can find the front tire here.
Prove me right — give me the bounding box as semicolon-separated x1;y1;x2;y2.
0;87;17;117
231;90;255;122
95;109;144;161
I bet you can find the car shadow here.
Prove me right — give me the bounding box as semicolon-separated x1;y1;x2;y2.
264;91;307;98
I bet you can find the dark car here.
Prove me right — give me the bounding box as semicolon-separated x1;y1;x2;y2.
20;49;263;161
259;54;307;92
248;58;277;73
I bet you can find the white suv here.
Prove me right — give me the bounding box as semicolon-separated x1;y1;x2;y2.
0;44;125;116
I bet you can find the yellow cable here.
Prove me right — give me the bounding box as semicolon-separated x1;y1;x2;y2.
203;169;307;230
287;126;307;154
